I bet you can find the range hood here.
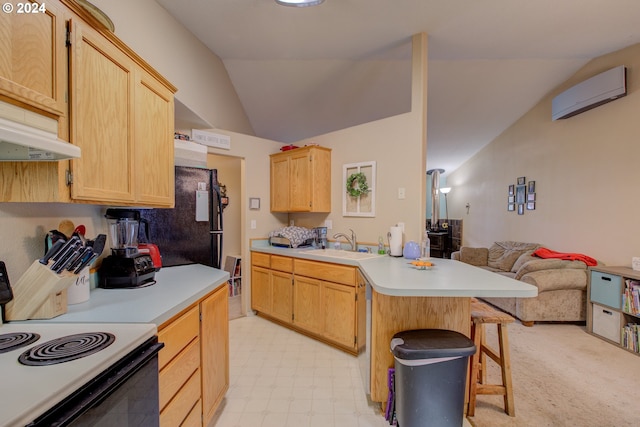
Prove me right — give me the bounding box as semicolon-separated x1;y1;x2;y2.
0;116;81;161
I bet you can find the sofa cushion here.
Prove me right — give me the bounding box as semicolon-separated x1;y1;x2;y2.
487;241;539;272
460;247;489;266
511;250;536;272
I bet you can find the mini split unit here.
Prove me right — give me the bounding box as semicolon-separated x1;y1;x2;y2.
551;65;627;121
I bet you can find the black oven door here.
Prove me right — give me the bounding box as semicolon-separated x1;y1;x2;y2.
27;337;163;427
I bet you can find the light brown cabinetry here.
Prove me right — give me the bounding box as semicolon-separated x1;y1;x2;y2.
0;0;176;206
250;252;363;353
158;284;229;427
200;285;229;425
0;0;67;118
270;146;331;212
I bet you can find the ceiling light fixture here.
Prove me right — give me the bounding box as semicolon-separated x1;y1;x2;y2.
275;0;325;7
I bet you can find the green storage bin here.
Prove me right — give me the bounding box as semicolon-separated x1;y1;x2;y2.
590;271;622;309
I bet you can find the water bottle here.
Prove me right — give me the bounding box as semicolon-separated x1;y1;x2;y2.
378;236;385;255
421;231;430;259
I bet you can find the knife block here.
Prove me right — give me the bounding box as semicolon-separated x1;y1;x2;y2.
4;260;76;321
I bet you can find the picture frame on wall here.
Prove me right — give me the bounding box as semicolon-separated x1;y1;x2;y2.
508;196;515;203
517;176;526;185
518;204;524;215
516;185;526;204
508;203;515;211
527;193;536;202
528;180;536;193
527;202;536;210
508;185;514;195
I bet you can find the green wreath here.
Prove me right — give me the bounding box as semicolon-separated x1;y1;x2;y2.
346;172;369;198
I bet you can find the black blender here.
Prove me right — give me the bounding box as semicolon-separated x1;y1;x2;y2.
98;209;156;288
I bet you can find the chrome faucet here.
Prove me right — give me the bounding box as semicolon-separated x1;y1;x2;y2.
333;229;357;251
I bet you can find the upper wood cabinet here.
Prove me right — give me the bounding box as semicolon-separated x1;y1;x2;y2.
0;0;67;118
0;0;176;206
270;146;331;212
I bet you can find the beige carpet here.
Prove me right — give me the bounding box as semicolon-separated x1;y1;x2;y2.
467;322;640;427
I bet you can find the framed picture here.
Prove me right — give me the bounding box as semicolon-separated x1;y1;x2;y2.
527;193;536;202
508;185;514;195
343;161;376;217
528;180;536;193
508;196;515;203
518;204;524;215
515;185;526;204
517;176;526;185
508;203;515;211
527;202;536;210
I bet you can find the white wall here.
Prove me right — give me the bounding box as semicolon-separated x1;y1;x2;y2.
448;43;640;266
91;0;253;135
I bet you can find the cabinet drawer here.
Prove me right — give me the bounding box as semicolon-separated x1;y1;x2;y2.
592;304;621;344
159;338;200;410
158;306;199;369
181;399;202;427
590;271;622;309
160;368;201;427
294;259;356;286
252;252;270;268
271;255;293;272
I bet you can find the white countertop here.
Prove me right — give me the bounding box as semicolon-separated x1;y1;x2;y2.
43;264;229;326
251;243;538;298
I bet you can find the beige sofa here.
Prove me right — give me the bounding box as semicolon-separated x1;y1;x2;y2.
451;241;589;326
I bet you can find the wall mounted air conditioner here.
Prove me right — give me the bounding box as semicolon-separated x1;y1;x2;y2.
551;65;626;121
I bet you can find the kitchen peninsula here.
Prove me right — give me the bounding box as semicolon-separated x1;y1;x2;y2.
251;242;538;404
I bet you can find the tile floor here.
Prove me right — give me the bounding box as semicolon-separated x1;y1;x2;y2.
209;315;392;427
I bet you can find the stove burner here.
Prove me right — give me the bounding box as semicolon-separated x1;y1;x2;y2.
0;332;40;354
18;332;115;366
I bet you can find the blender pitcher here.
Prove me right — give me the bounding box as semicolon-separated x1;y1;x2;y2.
105;209;147;257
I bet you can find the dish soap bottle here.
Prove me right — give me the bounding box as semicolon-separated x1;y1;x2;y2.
378;236;386;255
421;230;430;259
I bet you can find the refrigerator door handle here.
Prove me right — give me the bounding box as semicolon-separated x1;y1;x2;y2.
210;230;223;234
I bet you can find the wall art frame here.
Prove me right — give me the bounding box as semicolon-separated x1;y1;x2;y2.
343;161;376;217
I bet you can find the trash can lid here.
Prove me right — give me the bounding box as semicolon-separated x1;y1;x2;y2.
390;329;476;360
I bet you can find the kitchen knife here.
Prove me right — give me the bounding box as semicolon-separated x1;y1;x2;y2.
57;246;88;273
0;261;13;305
50;240;82;272
50;236;80;264
90;234;107;256
67;247;92;272
73;252;99;274
40;239;65;265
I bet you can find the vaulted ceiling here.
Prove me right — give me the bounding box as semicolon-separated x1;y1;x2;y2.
156;0;640;175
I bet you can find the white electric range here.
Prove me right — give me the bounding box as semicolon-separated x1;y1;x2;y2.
0;321;158;427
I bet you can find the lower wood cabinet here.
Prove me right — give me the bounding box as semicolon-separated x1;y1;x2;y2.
158;284;229;427
251;252;364;354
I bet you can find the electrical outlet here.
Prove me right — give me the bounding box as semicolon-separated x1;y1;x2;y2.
325;220;332;229
250;220;256;229
398;187;406;199
289;219;294;226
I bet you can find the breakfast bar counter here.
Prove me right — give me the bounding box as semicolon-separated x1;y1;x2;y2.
252;243;537;404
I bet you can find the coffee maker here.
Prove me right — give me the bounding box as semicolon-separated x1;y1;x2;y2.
99;209;156;288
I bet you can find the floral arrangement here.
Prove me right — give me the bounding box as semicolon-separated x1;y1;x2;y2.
346;172;369;198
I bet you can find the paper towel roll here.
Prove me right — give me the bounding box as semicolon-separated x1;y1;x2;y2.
388;226;403;256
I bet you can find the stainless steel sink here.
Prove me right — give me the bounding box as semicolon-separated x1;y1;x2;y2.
303;248;380;260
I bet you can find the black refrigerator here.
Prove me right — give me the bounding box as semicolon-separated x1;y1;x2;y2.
138;166;223;269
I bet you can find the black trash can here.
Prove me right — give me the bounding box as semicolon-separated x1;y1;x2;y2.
390;329;476;427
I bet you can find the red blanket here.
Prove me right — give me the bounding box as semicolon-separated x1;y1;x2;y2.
533;247;597;266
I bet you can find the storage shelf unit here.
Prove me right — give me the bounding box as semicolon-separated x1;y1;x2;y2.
587;266;640;355
223;256;241;297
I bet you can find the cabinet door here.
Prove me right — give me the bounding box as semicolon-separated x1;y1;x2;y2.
322;281;356;349
356;271;366;351
69;20;135;203
293;276;322;334
289;150;311;211
0;0;66;117
271;270;293;323
251;266;272;314
200;285;229;425
134;68;175;206
270;155;289;211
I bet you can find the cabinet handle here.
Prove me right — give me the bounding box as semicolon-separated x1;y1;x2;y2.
600;276;612;281
602;309;613;316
